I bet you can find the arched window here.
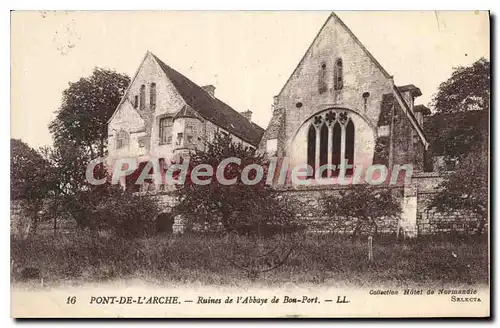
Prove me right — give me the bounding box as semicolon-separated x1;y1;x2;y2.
318;63;327;94
331;122;342;176
150;83;156;109
345;120;355;176
319;124;328;177
305;111;355;180
139;85;146;110
134;95;139;109
307;125;316;177
334;59;343;90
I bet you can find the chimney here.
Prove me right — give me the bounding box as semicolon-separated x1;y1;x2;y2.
202;85;215;97
241;110;252;122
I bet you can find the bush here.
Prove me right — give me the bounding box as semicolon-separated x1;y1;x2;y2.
45;185;162;238
175;133;300;237
92;187;162;237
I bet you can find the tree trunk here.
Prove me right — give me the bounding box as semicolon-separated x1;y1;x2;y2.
53;213;57;237
351;220;362;242
99;137;105;159
476;216;486;236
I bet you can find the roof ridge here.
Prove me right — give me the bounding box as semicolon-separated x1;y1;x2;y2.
276;12;335;97
331;12;392;79
150;52;264;146
152;53;248;121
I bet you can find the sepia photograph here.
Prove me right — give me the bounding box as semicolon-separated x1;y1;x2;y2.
10;10;490;318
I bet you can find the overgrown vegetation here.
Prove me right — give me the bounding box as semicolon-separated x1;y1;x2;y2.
175;133;304;236
322;185;402;239
11;233;489;286
11;68;164;239
427;58;489;234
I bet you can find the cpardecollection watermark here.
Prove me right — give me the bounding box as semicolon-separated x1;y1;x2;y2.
86;157;413;186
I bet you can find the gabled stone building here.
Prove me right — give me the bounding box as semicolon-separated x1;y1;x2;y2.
106;12;482;236
259;12;432;183
107;51;264;191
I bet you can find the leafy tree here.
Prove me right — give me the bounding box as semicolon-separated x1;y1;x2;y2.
431;58;490;114
322;184;402;239
44;68;134;231
11;139;57;236
426;58;489;161
49;68;130;159
11;139;56;201
175;133;301;236
40;140;96;197
41;143;161;234
424;110;488;161
427;59;489;235
429;154;488;235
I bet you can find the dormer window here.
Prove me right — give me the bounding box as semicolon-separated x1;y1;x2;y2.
134;95;139;109
334;58;343;90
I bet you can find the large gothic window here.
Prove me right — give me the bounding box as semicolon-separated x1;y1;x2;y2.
345;120;355;176
306;110;355;178
334;59;343;91
319;124;328;177
307;125;316;173
331;122;341;176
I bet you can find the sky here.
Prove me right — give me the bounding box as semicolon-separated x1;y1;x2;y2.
11;11;490;148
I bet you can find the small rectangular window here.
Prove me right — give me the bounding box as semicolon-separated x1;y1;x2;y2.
116;131;128;150
176;133;184;146
159;117;173;145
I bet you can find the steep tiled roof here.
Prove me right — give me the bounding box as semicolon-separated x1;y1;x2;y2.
152;54;264;147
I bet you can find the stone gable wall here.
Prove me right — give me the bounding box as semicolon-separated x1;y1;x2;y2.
275;15;394;162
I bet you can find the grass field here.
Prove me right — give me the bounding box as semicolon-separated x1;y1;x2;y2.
11;232;489;288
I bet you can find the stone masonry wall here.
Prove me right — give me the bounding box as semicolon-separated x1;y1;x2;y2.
275;14;394;162
275;185;403;235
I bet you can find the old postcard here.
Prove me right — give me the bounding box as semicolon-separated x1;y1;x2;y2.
10;11;490;318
